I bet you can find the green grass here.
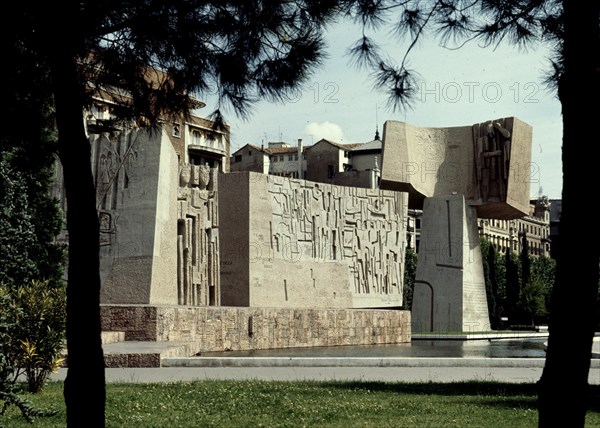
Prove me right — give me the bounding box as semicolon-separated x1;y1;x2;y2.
3;380;600;427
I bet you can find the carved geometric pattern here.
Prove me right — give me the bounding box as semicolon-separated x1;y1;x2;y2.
268;176;405;297
177;164;220;306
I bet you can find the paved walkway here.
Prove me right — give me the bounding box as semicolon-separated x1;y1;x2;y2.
55;337;600;385
49;360;600;385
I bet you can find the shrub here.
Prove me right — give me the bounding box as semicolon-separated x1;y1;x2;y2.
0;290;57;422
0;280;66;393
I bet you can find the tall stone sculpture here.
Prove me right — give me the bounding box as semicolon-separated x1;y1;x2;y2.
53;126;222;306
380;117;533;332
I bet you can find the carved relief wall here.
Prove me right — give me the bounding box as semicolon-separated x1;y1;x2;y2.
268;177;405;298
54;125;221;306
472;118;512;203
177;164;220;306
219;172;408;309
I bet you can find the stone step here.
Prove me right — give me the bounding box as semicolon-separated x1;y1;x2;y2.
102;341;202;368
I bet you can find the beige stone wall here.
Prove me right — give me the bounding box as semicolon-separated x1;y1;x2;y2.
80;126;220;306
219;172;408;309
177;164;220;306
101;305;411;351
411;195;490;333
93;128;179;305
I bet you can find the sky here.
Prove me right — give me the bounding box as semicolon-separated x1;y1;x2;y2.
203;19;563;200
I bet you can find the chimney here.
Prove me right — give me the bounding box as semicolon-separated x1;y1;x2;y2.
297;138;303;179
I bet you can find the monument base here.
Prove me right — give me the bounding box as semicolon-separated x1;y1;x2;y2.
100;305;411;365
411;195;491;333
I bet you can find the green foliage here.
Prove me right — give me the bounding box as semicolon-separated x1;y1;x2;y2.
505;249;521;322
520;232;531;289
520;278;548;327
0;148;65;290
531;255;556;311
0;154;37;286
481;238;497;328
481;237;555;329
402;247;417;310
0;292;57;423
0;281;66;394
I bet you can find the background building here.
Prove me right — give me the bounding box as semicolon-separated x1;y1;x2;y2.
478;196;551;256
549;198;562;259
231;132;383;189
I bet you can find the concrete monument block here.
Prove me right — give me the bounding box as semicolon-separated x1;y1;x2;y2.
380;118;532;333
411;195;490;332
97;128;179;304
380;117;532;219
219;172;408;309
55;124;223;306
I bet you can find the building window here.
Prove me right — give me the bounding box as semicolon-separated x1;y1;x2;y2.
206;134;216;147
279;155;284;162
172;123;181;138
288;155;293;161
92;103;108;120
294;154;298;161
190;129;202;145
235;155;242;162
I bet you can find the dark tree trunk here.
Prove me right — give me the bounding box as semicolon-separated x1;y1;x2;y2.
50;49;106;426
538;2;600;426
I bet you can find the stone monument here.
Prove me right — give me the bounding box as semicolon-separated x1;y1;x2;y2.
219;172;408;309
380;117;533;332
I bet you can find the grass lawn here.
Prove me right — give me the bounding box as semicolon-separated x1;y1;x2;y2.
3;380;600;427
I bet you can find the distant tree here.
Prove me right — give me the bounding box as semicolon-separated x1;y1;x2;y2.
481;238;508;330
402;247;417;310
505;249;521;324
531;255;556;316
520;232;531;290
480;238;497;328
520;278;548;328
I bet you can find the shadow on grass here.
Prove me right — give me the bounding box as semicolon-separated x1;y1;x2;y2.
318;381;600;413
320;380;538;396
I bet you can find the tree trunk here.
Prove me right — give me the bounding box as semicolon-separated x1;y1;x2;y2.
538;2;600;426
50;50;106;426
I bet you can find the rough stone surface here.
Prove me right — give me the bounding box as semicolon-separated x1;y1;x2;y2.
101;305;411;354
219;172;408;309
